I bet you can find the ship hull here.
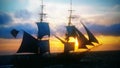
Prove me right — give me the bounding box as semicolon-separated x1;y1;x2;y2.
12;52;86;68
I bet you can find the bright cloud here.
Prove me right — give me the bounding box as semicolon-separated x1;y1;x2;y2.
0;0;120;38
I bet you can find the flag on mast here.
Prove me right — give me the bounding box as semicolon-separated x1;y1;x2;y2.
11;29;19;38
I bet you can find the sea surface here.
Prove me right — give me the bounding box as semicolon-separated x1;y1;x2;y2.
0;50;120;68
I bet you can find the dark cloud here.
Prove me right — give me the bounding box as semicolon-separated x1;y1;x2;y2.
15;10;31;20
87;23;120;36
0;21;120;39
0;10;36;39
0;12;12;25
0;23;37;38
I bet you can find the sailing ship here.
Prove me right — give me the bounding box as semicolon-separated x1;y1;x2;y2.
14;0;50;55
54;0;99;53
11;0;100;67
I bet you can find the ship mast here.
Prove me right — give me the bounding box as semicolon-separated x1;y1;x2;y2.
37;0;50;54
40;0;46;22
68;0;73;26
66;0;74;42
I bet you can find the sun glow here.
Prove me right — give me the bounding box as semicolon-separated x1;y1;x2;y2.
86;45;94;49
75;38;79;51
0;35;120;55
68;37;79;51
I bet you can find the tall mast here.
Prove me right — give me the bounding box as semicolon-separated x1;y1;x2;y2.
40;0;46;22
66;0;73;42
68;0;73;26
37;0;50;54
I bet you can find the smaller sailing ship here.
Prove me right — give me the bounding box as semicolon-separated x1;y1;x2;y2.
54;0;99;53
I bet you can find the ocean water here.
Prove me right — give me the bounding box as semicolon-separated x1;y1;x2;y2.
0;50;120;68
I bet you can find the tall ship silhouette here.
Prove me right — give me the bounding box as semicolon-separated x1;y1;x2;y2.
11;0;100;67
11;0;99;55
53;0;99;53
13;0;50;54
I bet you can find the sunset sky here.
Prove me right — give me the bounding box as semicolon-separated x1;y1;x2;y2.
0;0;120;55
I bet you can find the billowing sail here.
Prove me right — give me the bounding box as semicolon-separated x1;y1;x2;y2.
81;23;99;43
66;26;76;37
17;31;38;53
37;22;50;39
38;40;49;54
74;27;93;48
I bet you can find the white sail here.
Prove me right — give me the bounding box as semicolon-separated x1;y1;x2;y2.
17;31;38;53
81;23;99;44
37;22;50;39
